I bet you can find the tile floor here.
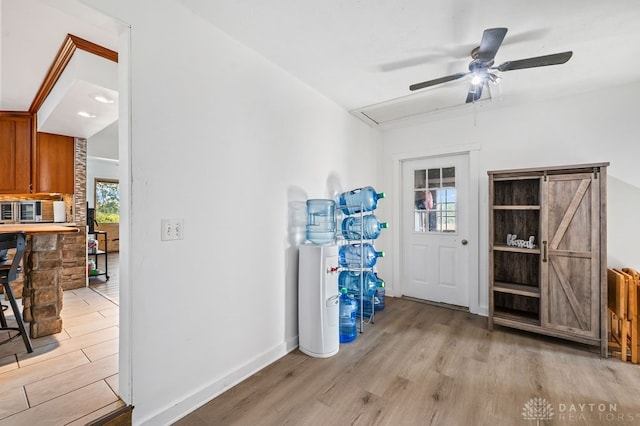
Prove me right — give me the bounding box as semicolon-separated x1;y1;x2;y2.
0;252;121;425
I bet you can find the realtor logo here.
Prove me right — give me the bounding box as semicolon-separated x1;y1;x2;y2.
522;397;554;425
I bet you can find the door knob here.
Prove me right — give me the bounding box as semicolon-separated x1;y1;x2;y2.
461;239;468;245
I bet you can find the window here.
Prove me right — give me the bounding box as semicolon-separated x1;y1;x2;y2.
414;167;457;233
94;178;120;223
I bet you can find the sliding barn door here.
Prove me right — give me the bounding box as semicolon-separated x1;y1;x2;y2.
540;172;600;338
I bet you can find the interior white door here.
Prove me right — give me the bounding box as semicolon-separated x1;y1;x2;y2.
402;154;469;307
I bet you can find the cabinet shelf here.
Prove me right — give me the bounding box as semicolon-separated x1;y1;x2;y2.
493;282;540;298
492;243;540;254
493;205;540;210
493;309;540;326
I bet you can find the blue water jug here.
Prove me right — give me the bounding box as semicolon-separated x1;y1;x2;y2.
339;288;358;343
337;270;378;297
374;275;385;311
337;186;385;215
306;199;335;244
341;214;388;240
359;297;375;318
356;276;385;317
338;243;384;268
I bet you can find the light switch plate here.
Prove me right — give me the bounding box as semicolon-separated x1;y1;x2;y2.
161;218;184;241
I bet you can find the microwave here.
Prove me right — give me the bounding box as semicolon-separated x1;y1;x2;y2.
20;201;42;222
0;201;20;223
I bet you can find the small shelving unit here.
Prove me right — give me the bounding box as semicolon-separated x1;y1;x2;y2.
87;230;109;281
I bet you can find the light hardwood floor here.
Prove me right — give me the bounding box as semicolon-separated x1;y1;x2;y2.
175;298;640;426
89;252;120;306
0;252;121;425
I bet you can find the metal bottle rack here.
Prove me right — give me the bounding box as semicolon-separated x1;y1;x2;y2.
337;202;382;333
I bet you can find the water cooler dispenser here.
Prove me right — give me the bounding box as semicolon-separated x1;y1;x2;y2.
298;244;340;358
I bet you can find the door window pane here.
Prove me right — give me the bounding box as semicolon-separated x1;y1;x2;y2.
427;168;441;188
414;169;426;189
442;167;456;188
413;167;457;233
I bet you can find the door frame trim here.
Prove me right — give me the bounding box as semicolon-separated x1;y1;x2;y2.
392;144;482;314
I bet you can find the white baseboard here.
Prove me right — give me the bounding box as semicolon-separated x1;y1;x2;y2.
286;335;299;353
139;341;292;425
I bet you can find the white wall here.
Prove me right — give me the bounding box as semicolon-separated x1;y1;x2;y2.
87;121;119;208
79;0;380;424
380;82;640;315
87;121;119;160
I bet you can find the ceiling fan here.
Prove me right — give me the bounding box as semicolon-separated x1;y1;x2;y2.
409;28;573;103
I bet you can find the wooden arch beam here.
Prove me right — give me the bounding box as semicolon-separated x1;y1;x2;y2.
28;34;118;114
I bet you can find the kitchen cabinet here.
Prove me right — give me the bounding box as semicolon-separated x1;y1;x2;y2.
35;132;74;194
488;163;608;356
0;113;32;194
0;115;74;195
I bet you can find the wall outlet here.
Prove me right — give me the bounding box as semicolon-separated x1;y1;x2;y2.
161;218;184;241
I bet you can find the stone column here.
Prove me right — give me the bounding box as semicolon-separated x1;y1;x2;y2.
22;234;64;338
61;228;88;290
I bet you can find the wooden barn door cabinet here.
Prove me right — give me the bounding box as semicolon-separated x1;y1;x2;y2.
488;163;608;356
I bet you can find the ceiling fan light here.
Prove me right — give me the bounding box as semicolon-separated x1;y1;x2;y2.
471;74;483;86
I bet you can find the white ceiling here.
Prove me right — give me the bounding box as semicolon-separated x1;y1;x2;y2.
2;0;640;129
0;0;120;138
36;49;119;139
176;0;640;122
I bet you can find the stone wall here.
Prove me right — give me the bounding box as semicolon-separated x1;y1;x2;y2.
12;226;85;338
5;226;86;299
74;137;87;227
5;253;25;299
23;233;64;337
68;137;88;290
61;228;87;290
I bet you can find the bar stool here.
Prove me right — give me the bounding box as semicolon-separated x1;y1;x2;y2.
0;232;33;353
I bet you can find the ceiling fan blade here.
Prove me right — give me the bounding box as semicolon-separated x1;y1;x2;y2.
477;28;508;63
495;51;573;72
465;83;484;103
409;72;469;91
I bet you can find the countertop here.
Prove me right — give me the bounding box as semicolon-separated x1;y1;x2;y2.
0;224;80;234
